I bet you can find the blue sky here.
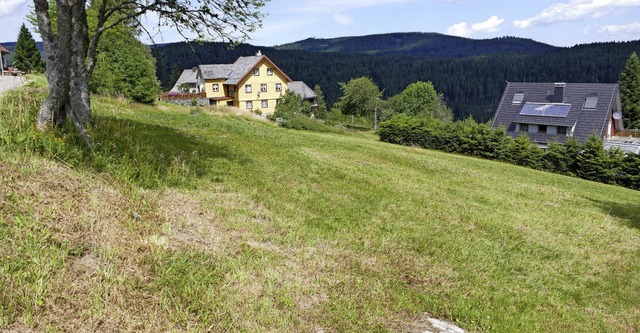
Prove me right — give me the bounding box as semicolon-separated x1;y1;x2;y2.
1;0;639;47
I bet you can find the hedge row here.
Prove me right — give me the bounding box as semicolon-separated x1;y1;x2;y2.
378;114;640;190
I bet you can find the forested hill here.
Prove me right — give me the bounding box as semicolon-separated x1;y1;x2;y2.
274;32;557;57
153;38;640;122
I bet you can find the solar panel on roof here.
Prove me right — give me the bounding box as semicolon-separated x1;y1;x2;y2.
519;103;570;117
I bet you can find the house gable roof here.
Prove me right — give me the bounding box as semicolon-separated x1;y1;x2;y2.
0;45;9;54
199;64;234;80
224;55;293;85
288;81;318;100
491;82;620;144
170;68;199;92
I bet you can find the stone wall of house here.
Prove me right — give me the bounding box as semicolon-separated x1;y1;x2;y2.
162;98;209;107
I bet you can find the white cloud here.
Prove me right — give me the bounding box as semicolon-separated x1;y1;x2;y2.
332;13;353;26
598;22;640;34
514;0;640;29
0;0;27;16
446;16;505;37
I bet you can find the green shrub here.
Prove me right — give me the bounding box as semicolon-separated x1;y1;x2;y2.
378;113;640;191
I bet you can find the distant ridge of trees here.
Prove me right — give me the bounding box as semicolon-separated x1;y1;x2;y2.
274;32;558;57
153;35;640;122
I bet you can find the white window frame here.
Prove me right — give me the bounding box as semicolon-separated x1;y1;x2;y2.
246;101;253;109
261;84;267;92
253;68;260;76
245;84;252;93
212;83;219;92
261;100;268;108
267;68;274;76
275;83;282;92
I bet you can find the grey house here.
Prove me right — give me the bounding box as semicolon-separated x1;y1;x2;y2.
491;82;623;146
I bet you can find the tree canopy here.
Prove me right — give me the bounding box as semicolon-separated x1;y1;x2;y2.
620;52;640;129
13;23;44;73
334;77;382;119
391;81;453;122
87;4;159;104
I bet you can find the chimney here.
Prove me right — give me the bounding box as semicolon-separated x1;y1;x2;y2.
256;50;262;56
553;83;566;103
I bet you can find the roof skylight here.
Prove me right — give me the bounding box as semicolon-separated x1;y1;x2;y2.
512;93;525;104
584;96;598;109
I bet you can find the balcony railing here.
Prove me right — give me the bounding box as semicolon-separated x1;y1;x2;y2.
158;92;206;101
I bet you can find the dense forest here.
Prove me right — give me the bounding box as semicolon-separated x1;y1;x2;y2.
151;34;640;121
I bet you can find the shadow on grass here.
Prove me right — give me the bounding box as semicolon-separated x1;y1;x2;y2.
89;115;250;188
587;198;640;229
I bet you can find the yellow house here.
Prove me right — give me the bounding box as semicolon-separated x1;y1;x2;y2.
179;51;317;114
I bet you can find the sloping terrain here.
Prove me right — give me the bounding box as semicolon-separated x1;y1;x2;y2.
1;80;639;332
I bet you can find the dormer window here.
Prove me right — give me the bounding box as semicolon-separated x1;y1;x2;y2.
584;96;598;109
512;93;525;104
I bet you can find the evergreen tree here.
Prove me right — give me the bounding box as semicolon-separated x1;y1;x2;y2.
576;135;607;182
313;85;328;119
87;4;159;104
89;25;160;104
619;52;640;129
13;24;44;73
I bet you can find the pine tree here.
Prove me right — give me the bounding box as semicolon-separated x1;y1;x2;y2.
13;24;44;73
313;85;328;119
619;52;640;129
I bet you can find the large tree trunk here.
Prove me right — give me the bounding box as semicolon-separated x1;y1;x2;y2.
35;0;92;133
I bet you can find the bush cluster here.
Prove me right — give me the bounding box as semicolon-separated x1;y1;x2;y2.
378;114;640;190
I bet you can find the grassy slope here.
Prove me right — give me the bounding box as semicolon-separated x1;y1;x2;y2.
1;80;640;332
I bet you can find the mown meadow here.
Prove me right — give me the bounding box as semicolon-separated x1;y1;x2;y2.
1;77;639;332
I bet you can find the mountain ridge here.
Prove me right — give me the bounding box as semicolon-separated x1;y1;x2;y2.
274;32;558;57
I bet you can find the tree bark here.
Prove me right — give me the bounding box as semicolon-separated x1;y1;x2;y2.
35;0;92;132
